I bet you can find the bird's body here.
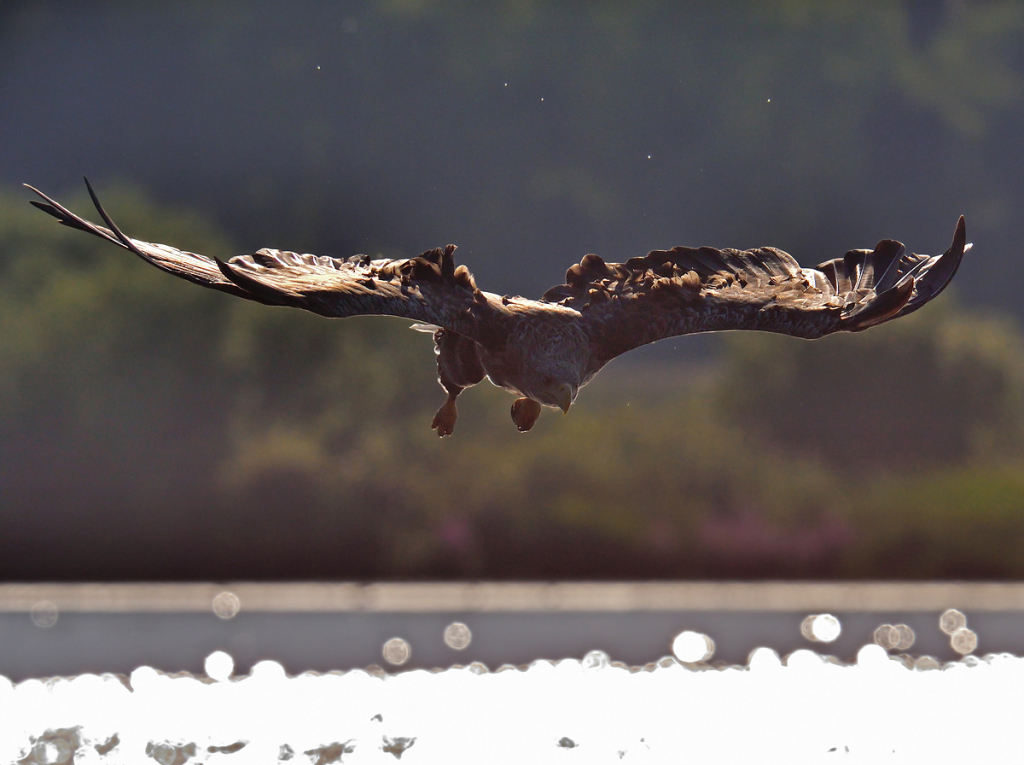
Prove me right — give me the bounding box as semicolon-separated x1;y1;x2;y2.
27;181;969;435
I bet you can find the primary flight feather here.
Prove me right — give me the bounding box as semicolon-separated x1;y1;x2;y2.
27;180;969;436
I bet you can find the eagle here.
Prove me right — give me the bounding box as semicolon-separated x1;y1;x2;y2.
27;180;968;437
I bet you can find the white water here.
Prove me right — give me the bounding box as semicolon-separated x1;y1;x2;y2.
2;639;1018;764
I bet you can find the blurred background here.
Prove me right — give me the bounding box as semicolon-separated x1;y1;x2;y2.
2;0;1024;582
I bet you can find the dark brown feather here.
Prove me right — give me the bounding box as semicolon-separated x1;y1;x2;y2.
25;181;502;343
27;181;967;402
544;220;968;364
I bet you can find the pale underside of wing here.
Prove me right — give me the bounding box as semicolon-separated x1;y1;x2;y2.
212;246;481;335
27;181;967;371
542;217;967;363
26;181;490;338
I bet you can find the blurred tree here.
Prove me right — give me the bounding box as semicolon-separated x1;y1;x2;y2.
5;184;1024;580
846;466;1024;579
717;299;1024;473
0;185;239;576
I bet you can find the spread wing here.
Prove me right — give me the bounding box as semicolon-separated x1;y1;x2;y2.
542;217;968;364
26;180;493;340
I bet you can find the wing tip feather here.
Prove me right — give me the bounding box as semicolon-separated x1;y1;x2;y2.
840;216;967;331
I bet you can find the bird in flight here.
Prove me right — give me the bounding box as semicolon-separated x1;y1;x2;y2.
27;180;968;436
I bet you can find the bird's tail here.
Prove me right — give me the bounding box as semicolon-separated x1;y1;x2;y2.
822;216;969;332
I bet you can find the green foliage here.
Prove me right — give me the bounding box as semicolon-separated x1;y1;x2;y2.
846;466;1024;578
0;185;439;577
718;300;1024;473
4;185;1024;579
0;185;231;446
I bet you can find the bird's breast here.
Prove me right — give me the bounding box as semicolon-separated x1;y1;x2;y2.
476;346;523;396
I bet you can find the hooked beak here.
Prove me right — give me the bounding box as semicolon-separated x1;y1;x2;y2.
553;383;573;415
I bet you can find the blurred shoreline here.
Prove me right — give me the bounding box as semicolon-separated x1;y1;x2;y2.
3;580;1024;612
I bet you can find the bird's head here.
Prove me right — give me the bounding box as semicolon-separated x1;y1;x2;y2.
524;367;579;413
508;320;589;413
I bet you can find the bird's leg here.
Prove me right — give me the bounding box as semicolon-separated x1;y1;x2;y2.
430;329;485;438
511;397;542;432
431;390;461;437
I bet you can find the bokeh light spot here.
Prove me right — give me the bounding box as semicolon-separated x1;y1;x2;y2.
443;622;472;650
671;630;714;663
129;665;160;692
801;613;841;642
383;637;411;666
747;646;782;670
799;615;815;641
914;655;941;671
212;591;241;620
873;624;899;650
249;660;287;685
894;624;915;651
856;643;890;668
204;650;234;682
939;609;967;635
582;650;610;670
30;600;58;629
951;627;978;655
